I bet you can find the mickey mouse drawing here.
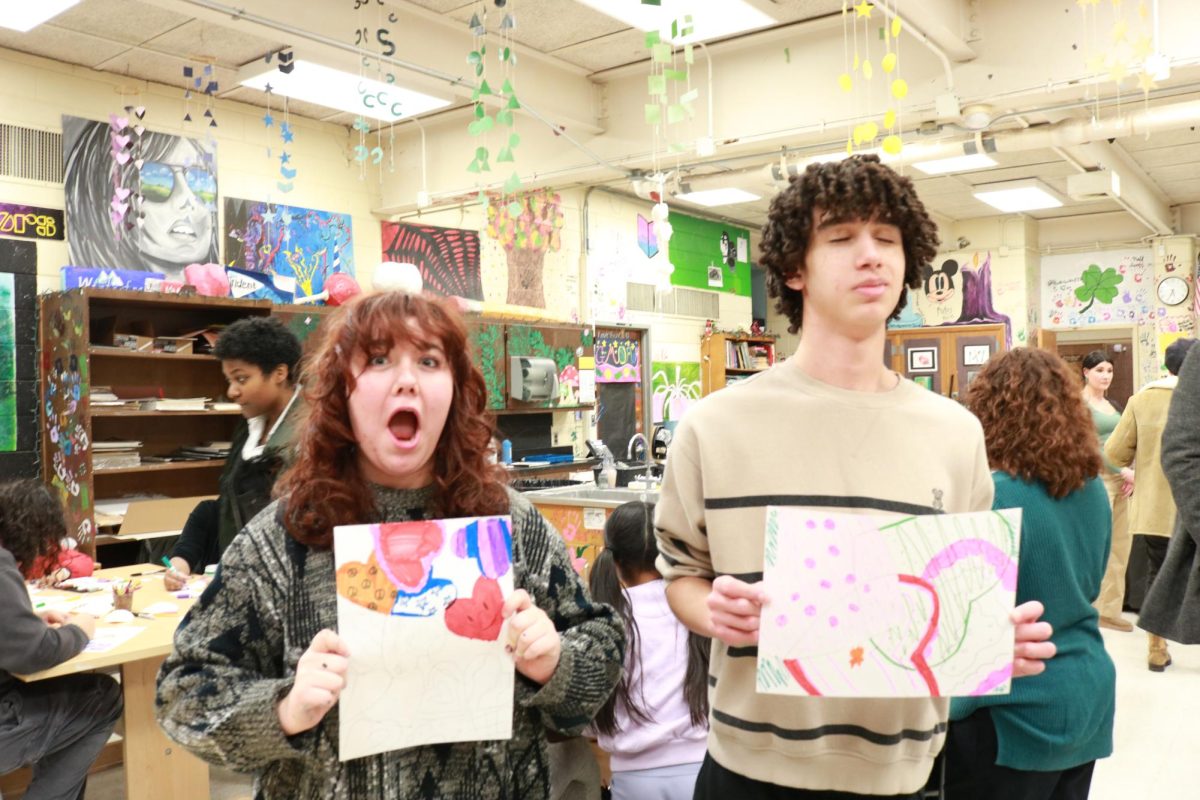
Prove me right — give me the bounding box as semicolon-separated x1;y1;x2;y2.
922;258;959;303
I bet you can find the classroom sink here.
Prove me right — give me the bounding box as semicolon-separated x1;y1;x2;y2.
522;484;659;507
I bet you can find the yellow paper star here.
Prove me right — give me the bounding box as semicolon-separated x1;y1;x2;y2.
1137;71;1158;92
1138;1;1149;19
854;0;873;19
1131;34;1153;60
1108;59;1128;83
1111;19;1128;42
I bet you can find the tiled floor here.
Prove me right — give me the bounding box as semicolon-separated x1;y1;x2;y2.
81;610;1196;799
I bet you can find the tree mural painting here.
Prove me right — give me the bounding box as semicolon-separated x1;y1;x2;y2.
486;190;564;308
1075;263;1124;314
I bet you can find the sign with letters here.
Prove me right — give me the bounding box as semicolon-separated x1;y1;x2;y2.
0;203;64;241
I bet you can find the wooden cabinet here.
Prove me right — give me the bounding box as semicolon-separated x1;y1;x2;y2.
885;323;1007;401
701;332;777;396
40;288;275;557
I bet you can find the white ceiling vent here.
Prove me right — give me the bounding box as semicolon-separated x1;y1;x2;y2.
0;124;63;184
1067;169;1121;201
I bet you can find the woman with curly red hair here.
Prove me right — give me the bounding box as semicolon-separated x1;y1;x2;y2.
945;348;1115;800
156;291;625;799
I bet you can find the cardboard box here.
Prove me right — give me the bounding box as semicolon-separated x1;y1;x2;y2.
118;495;216;539
114;333;155;351
151;336;194;354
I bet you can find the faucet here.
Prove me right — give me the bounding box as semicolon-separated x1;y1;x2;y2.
627;433;648;462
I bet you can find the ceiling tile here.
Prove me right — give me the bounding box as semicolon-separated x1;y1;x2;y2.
446;0;631;54
99;47;238;95
46;0;193;46
551;28;650;72
141;19;286;68
404;0;473;13
0;26;128;68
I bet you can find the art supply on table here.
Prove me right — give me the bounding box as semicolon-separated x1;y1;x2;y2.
84;625;146;653
58;576;111;593
111;579;140;612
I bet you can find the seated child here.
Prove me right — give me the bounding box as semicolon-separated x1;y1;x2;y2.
0;479;122;799
30;536;95;587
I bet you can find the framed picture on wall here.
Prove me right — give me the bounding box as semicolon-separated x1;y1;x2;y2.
907;347;938;373
966;369;983;386
913;375;934;391
962;344;991;366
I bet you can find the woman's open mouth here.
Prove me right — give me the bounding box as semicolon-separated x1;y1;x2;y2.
388;409;420;446
168;221;197;239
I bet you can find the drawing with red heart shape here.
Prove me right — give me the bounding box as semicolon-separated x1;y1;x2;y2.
443;577;504;641
372;520;445;592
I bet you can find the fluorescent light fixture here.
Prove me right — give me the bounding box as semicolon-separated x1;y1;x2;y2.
912;154;997;175
573;0;775;42
674;188;761;207
972;179;1063;213
239;59;451;122
0;0;80;32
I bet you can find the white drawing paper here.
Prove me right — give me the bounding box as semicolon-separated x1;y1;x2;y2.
758;508;1021;699
335;516;516;760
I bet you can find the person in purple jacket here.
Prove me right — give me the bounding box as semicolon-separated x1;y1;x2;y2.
0;478;123;800
589;501;710;800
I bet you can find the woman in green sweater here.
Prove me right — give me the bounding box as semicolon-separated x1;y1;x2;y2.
946;348;1115;800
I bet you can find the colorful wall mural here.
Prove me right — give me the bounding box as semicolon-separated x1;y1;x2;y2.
667;212;752;296
0;239;37;477
224;197;355;301
1040;249;1152;329
651;361;700;424
594;331;641;383
485;190;565;309
0;272;15;453
891;251;1016;348
63;115;219;283
381;222;483;300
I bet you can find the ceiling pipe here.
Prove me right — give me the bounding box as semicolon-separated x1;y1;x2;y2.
666;99;1200;202
1061;140;1175;234
873;5;958;94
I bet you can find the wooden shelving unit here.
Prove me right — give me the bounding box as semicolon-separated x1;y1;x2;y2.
700;332;778;396
40;288;276;557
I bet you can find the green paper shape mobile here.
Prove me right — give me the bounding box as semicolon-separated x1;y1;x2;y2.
466;1;522;202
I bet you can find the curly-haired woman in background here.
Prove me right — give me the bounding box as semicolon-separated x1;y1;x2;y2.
946;348;1115;800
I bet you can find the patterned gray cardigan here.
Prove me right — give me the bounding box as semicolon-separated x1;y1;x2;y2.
156;485;625;799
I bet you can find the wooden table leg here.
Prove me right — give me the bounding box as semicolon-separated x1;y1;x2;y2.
121;656;211;800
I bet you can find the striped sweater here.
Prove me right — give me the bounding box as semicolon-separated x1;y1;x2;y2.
156;485;625;799
655;362;993;795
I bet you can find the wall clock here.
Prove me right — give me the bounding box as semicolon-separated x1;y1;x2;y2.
1156;275;1189;306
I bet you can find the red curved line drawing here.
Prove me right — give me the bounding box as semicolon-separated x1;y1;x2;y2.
783;658;823;696
898;574;941;697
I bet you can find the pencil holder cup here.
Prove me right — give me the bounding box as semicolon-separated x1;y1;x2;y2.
112;591;133;612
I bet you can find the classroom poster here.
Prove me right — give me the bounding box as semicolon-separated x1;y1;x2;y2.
0;272;14;452
381;222;483;301
666;212;751;296
758;508;1021;698
594;332;641;383
224;198;355;301
334;516;515;760
650;361;700;423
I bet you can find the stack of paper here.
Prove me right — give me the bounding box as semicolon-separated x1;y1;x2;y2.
93;440;142;470
140;397;209;412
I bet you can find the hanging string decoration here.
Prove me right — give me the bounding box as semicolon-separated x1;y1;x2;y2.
1078;0;1159;112
351;0;397;180
838;0;905;157
643;16;696;164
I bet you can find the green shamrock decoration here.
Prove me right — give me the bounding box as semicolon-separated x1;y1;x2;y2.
1074;264;1124;313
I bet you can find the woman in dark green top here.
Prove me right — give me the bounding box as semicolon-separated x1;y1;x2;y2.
946;348;1116;800
1081;349;1135;632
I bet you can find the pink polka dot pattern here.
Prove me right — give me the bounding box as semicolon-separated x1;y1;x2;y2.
776;614;788;627
829;616;839;628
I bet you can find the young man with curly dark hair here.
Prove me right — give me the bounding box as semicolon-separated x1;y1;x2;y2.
165;316;304;589
0;479;123;799
654;155;1055;798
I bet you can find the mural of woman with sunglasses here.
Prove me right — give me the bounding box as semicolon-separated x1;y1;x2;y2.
63;115;219;282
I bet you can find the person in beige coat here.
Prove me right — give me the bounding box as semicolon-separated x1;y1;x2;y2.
1105;337;1196;671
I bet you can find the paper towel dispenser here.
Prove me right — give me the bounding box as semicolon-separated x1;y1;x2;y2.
510;356;559;403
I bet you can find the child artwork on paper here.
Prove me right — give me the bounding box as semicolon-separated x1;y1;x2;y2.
758;508;1021;699
334;516;515;760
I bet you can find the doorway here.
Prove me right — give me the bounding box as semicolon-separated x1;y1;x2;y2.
1053;326;1136;409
